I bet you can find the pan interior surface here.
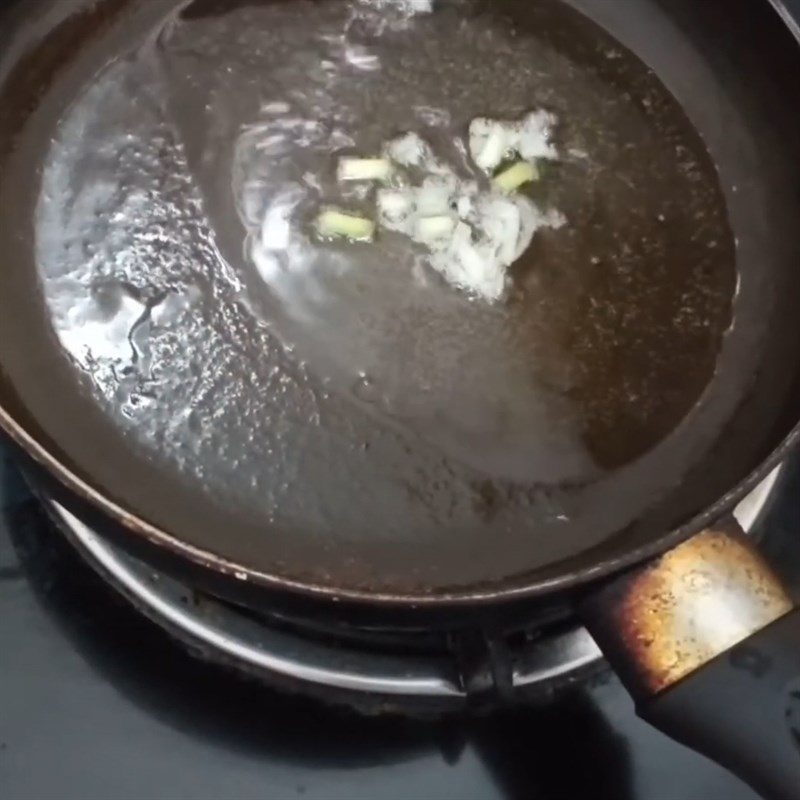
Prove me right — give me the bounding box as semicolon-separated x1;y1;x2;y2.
0;0;798;597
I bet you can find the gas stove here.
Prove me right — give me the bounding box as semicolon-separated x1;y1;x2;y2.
2;443;799;799
31;460;790;716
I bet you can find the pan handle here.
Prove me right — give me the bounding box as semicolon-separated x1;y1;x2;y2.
581;518;800;800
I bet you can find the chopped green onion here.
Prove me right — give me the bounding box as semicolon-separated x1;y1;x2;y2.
315;209;376;242
414;215;456;248
492;161;539;193
337;157;393;182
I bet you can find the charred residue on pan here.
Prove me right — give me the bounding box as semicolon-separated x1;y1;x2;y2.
583;524;792;698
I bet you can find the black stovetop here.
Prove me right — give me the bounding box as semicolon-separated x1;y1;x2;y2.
2;444;799;800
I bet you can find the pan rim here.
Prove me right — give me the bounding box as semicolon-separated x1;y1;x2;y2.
2;398;798;607
1;0;799;608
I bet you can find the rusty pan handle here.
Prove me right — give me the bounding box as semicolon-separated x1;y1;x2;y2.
581;518;800;800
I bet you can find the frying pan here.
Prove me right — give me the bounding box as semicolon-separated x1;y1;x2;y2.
1;0;800;795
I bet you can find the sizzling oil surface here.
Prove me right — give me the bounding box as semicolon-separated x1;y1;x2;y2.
5;0;738;588
161;0;735;479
